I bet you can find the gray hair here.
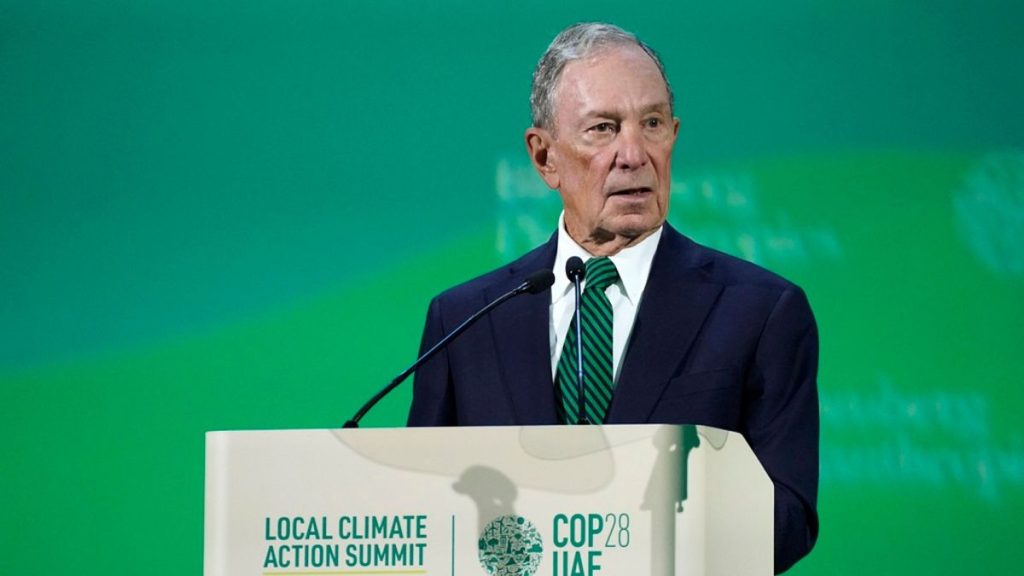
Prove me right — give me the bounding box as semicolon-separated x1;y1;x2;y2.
530;22;674;131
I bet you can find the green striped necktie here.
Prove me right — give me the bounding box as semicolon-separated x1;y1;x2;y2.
556;257;620;424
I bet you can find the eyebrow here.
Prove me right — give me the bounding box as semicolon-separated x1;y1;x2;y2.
580;102;672;119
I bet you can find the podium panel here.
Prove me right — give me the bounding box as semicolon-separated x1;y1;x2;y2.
204;424;771;576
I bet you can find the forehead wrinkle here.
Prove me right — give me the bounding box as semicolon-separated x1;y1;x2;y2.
551;46;670;134
639;101;672;115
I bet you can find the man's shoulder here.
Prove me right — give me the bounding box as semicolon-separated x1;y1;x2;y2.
432;235;557;305
661;225;802;293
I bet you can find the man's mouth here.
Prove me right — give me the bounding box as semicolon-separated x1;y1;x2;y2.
608;187;653;197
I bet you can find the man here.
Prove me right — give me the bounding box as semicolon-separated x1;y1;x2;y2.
408;23;818;573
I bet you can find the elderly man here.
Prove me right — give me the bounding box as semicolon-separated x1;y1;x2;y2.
408;22;819;573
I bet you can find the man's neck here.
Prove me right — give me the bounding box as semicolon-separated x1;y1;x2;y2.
566;225;661;257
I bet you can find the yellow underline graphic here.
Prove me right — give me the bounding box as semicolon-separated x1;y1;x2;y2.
264;571;428;576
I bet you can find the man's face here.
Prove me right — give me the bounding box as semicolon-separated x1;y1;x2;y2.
527;44;679;254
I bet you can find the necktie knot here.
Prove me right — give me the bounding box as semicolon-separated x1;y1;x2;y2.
585;257;619;292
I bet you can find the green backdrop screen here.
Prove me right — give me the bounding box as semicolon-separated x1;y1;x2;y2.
3;1;1022;574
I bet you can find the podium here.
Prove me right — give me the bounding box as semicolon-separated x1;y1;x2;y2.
204;425;772;576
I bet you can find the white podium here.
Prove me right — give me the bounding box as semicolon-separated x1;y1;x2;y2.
204;424;772;576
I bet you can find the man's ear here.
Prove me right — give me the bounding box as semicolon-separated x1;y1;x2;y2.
525;127;560;190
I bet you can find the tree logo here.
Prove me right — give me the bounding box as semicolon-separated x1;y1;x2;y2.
477;515;543;576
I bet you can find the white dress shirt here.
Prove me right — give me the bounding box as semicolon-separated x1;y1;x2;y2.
549;213;662;382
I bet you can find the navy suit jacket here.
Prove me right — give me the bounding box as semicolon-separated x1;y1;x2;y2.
408;224;819;573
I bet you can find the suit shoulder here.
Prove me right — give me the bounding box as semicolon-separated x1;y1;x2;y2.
431;239;555;305
704;244;799;290
664;227;803;294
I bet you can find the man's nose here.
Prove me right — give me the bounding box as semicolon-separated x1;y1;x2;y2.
614;125;647;170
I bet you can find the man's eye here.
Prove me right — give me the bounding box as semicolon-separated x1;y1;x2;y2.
645;118;662;128
590;122;616;133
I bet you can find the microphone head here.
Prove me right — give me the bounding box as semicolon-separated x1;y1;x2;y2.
565;256;586;282
523;269;556;294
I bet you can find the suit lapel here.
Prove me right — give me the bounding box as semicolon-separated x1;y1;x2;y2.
607;227;723;423
485;237;560;424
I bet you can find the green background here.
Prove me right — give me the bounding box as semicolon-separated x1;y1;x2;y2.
3;1;1023;574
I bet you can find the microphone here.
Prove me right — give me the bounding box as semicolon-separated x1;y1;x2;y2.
565;256;588;424
343;268;555;428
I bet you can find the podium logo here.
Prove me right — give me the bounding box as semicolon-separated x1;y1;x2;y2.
478;515;543;576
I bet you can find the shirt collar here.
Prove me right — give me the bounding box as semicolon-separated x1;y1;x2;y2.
551;212;662;306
